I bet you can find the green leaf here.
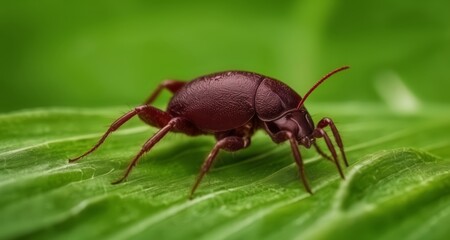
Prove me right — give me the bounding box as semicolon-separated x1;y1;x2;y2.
0;104;449;240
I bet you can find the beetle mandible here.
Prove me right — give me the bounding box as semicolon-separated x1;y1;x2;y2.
69;66;350;198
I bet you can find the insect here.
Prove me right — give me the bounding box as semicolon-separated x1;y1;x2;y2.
69;66;350;198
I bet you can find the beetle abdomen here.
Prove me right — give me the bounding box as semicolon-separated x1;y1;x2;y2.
255;78;301;121
168;71;263;132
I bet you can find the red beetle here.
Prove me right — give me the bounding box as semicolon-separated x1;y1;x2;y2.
70;66;349;198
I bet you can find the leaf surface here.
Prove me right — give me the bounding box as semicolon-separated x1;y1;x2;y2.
0;105;449;240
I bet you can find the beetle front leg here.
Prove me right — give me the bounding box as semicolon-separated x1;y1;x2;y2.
284;132;312;194
266;130;312;193
190;136;250;199
313;142;333;162
313;128;345;180
317;117;348;167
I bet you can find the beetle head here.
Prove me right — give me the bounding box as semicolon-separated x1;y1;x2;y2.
262;66;349;147
265;108;315;147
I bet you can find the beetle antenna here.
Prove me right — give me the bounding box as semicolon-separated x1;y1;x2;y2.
296;66;350;109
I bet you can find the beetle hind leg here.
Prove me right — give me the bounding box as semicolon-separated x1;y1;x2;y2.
111;117;183;184
69;105;172;163
144;80;185;105
137;105;172;128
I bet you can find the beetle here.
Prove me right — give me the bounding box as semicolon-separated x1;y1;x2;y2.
69;66;349;198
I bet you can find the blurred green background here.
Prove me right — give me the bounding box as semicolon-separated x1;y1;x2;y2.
1;0;449;112
1;1;450;239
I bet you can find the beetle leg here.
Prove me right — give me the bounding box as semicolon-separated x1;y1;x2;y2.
190;136;249;199
313;142;333;162
313;128;345;180
137;105;173;129
317;117;348;167
69;105;171;163
263;130;312;193
283;132;312;194
144;80;186;105
111;117;182;184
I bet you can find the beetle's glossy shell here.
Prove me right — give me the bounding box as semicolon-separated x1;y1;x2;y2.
168;71;263;132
